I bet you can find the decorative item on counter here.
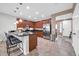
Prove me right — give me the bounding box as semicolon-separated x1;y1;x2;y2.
17;28;23;33
17;28;23;36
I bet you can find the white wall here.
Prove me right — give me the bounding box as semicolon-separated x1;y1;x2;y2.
0;13;16;41
56;13;72;36
72;4;79;56
63;20;71;36
56;13;72;21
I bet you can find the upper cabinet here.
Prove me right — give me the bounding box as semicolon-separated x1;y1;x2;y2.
17;20;26;28
28;21;34;28
34;18;51;28
16;18;51;29
34;21;43;28
16;18;34;28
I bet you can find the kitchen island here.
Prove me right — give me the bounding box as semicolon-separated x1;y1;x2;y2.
9;32;37;55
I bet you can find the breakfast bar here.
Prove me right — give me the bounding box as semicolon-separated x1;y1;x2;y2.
10;32;37;55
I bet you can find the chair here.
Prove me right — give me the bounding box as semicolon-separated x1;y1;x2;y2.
5;32;23;56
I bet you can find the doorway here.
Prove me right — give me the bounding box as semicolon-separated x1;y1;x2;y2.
56;20;72;37
56;20;72;43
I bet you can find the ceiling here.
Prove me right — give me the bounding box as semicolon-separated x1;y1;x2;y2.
0;3;73;21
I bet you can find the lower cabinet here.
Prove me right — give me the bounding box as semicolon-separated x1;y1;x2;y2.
35;31;43;37
29;34;37;51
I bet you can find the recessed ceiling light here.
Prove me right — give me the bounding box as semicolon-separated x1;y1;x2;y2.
28;16;31;18
19;3;23;5
16;7;19;10
35;11;39;15
41;15;44;18
14;10;16;13
20;12;22;15
34;18;37;19
26;6;30;10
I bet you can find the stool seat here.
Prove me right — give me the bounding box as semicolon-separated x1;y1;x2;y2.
8;35;22;45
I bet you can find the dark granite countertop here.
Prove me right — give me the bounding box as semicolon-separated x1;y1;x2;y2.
9;29;43;37
23;30;43;32
9;31;33;37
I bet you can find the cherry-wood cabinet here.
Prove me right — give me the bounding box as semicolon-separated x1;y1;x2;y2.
29;34;37;51
17;20;34;28
35;31;43;37
34;21;43;28
28;21;34;28
17;20;26;28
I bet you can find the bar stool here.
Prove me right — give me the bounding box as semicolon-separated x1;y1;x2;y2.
5;32;23;56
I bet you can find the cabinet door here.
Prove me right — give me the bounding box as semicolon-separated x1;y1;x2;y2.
36;32;43;37
34;21;43;28
29;34;37;51
28;21;34;28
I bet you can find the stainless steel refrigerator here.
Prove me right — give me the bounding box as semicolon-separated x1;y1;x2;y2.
43;23;51;39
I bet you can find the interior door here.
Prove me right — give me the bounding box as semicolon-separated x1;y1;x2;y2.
72;4;79;56
72;17;79;56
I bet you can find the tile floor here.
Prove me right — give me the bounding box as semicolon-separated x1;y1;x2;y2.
0;36;76;56
27;37;75;56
